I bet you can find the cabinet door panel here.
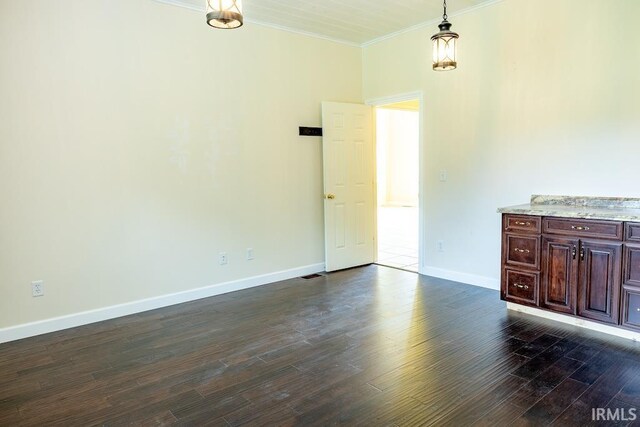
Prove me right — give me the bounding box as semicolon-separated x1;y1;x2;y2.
578;240;622;324
542;237;578;314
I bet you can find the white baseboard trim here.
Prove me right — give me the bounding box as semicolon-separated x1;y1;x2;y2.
0;263;325;344
421;266;499;290
507;302;640;342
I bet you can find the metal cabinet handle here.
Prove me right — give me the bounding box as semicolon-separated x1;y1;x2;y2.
571;225;590;231
515;221;531;226
324;193;336;200
514;248;530;254
580;246;585;261
513;283;529;290
572;246;577;260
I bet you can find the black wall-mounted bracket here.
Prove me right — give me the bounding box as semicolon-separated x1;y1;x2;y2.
299;127;323;137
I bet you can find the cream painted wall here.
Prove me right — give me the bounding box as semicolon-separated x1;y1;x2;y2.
0;0;362;328
376;109;419;207
363;0;640;287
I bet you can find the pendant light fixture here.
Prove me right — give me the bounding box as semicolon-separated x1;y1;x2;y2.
431;0;459;71
206;0;243;29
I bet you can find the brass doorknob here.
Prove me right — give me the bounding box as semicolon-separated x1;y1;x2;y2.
325;193;336;200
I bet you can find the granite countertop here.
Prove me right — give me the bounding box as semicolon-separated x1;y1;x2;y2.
498;195;640;222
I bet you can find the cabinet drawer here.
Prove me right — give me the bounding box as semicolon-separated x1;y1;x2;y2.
504;215;541;234
623;244;640;287
504;269;538;305
622;287;640;330
542;218;623;240
626;223;640;242
505;234;540;269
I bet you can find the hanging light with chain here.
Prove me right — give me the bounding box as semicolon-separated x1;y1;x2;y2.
206;0;243;29
431;0;459;71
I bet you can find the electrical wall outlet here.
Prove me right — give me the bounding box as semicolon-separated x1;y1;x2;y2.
439;170;448;182
219;252;228;265
246;248;254;261
437;241;445;252
31;280;44;297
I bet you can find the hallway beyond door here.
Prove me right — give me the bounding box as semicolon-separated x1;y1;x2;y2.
374;102;420;273
377;206;418;272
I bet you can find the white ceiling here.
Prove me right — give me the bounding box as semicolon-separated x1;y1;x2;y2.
156;0;499;45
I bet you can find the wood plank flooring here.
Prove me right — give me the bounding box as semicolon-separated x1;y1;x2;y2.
2;265;640;426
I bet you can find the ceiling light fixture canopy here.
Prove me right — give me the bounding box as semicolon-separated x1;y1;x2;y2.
431;0;459;71
206;0;243;29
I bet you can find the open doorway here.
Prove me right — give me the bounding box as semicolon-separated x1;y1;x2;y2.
375;100;420;272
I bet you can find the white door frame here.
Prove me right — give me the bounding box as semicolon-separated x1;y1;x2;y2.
365;91;425;275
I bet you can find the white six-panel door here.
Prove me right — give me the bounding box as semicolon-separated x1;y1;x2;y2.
322;102;375;272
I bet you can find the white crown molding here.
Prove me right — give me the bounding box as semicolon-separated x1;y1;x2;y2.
361;0;506;47
0;263;325;344
154;0;204;13
244;19;361;47
153;0;504;48
153;0;361;47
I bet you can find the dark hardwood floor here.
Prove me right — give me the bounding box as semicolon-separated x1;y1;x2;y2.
2;265;640;426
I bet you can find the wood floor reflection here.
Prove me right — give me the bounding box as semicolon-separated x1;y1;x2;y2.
2;265;640;425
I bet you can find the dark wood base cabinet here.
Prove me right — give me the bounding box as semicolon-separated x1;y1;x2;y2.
502;215;639;333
